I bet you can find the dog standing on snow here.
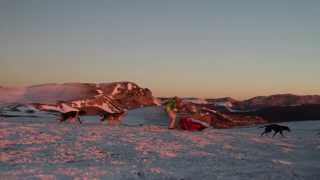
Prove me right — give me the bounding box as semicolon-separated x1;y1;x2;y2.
59;111;85;124
260;124;291;137
100;111;127;125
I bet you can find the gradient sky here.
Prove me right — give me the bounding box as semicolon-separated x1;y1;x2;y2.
1;0;320;99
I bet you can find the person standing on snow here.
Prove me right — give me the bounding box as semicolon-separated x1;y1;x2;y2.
164;96;181;129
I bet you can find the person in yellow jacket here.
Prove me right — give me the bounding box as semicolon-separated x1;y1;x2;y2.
164;96;181;129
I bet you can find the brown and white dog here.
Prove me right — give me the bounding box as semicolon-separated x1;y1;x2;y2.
58;110;127;125
100;111;127;125
58;110;86;124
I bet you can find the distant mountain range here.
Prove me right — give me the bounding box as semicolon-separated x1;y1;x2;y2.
205;94;320;122
233;94;320;110
162;94;320;123
162;94;320;110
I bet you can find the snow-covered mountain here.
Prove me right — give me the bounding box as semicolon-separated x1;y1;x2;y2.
204;94;320;112
189;95;320;123
235;94;320;110
206;97;238;108
181;98;209;105
0;82;160;115
159;97;208;104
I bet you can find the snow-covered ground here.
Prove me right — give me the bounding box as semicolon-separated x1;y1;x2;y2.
1;107;320;179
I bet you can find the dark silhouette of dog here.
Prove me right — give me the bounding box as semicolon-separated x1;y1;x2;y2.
59;110;85;124
100;111;127;125
260;124;291;137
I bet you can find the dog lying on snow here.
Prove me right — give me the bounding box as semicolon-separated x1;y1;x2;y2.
260;124;291;137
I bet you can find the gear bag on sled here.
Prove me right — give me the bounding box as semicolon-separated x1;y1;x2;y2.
179;117;210;131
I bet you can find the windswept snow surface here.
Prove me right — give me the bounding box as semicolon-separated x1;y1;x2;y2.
122;106;168;126
1;108;320;179
0;105;56;118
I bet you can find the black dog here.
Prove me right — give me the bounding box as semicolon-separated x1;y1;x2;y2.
260;124;291;137
59;111;85;124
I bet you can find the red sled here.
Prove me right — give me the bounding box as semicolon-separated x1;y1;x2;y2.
179;117;210;131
